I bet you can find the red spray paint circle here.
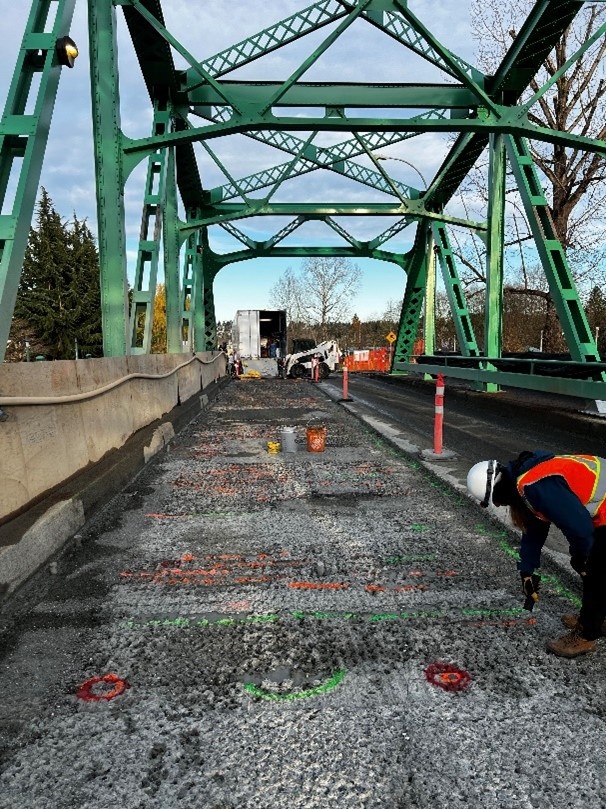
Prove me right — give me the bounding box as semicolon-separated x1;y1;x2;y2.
76;673;129;702
424;662;471;692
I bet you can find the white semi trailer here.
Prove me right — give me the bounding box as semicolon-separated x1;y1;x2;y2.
232;309;287;358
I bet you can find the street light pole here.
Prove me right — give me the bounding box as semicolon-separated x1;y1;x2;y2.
375;155;428;190
375;154;434;367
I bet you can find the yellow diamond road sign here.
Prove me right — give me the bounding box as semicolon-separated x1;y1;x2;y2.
386;331;397;344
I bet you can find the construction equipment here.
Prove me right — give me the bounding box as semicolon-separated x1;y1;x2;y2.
283;340;340;380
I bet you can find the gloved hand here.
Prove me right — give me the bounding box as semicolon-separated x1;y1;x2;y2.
570;554;588;576
520;572;541;611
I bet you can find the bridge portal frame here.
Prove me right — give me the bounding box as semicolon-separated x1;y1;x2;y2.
0;0;605;402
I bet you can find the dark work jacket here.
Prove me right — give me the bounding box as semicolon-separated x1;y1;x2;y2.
504;450;599;574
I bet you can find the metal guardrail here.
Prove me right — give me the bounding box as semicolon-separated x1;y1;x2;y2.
394;355;606;399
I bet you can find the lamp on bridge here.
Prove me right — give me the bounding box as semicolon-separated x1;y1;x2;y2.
56;36;79;68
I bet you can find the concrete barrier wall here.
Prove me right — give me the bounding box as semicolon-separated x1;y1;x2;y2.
0;352;225;521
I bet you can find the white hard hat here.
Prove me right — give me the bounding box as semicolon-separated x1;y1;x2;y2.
467;460;502;508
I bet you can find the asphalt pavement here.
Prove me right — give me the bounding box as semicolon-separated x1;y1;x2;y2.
1;376;606;809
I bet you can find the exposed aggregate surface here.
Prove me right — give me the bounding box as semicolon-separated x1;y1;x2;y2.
1;378;606;808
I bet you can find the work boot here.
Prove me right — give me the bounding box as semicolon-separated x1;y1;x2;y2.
546;629;596;658
561;614;606;635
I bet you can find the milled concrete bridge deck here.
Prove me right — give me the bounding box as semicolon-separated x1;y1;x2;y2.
0;377;604;809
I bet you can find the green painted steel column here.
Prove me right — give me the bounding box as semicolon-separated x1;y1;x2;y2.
431;221;480;357
0;0;76;362
129;101;170;354
201;263;217;351
392;226;428;372
180;230;197;352
505;135;601;367
193;230;210;352
483;133;506;391
88;0;129;356
163;147;182;353
423;228;436;356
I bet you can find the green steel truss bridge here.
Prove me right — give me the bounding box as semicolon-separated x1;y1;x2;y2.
2;0;606;399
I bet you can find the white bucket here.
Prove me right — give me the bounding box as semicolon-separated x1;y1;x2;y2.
280;426;297;453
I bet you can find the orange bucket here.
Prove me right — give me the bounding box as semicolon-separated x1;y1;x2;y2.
306;425;326;452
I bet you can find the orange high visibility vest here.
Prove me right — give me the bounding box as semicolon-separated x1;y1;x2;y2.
516;454;606;526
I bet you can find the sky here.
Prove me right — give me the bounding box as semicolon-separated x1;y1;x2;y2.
0;1;478;324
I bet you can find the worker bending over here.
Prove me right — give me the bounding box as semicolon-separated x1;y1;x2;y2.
467;451;606;659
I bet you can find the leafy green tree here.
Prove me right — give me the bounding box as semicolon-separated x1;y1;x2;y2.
9;188;102;360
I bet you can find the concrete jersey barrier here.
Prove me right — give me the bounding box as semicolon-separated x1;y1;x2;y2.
0;352;226;522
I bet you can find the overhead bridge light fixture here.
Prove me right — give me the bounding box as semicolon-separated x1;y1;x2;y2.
56;36;79;68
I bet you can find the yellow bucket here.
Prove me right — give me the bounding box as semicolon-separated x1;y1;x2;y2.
267;441;281;454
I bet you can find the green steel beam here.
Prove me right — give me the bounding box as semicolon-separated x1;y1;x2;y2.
129;101;171;354
260;0;374;114
200;239;219;352
393;227;428;365
391;1;496;112
262;217;307;249
188;82;477;111
163;146;183;354
483;133;507;391
183;203;484;233
205;122;443;203
179;232;195;352
369;217;415;249
186;1;348;84
488;1;585;100
210;244;407;271
0;0;77;363
362;1;484;86
89;0;130;357
423;228;436;356
192;229;207;353
431;221;480;358
393;360;606;399
218;221;258;250
424;0;587;211
121;0;203;210
504;134;602;370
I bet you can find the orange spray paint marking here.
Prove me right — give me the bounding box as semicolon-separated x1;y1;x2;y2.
225;600;251;611
424;662;471;692
76;673;129;702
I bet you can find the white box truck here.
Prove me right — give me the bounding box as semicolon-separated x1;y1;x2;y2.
232;310;287;358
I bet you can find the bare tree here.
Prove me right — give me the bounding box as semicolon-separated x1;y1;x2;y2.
269;266;306;323
271;257;362;340
455;1;606;351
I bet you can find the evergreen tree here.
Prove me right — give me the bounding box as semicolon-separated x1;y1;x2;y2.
10;188;103;360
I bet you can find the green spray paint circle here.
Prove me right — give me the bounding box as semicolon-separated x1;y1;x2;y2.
244;669;346;701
